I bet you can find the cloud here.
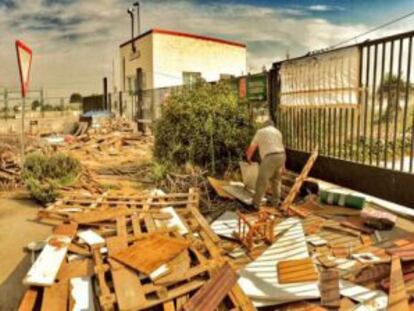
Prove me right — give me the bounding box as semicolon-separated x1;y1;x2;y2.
307;4;343;12
0;0;407;97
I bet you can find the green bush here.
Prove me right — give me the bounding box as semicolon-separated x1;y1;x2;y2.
154;81;255;174
22;152;81;204
25;177;60;205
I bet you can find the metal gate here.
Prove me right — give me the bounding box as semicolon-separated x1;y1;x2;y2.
270;30;414;207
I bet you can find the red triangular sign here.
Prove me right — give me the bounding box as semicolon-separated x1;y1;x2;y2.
15;40;33;97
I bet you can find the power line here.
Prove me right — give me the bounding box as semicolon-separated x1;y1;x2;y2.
327;9;414;50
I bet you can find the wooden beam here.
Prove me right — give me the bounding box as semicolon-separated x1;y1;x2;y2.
388;255;410;311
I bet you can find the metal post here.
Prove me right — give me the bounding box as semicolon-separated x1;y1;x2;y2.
119;91;123;116
4;88;8;119
40;88;44;118
21;96;25;161
103;77;108;110
60;97;64;116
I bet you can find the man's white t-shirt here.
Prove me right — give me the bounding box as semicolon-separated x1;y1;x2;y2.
251;126;284;159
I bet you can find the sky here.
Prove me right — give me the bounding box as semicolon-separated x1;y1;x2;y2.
0;0;413;97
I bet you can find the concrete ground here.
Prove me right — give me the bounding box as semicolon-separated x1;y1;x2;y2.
0;198;51;311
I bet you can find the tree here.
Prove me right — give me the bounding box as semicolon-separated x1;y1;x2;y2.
377;73;406;121
69;93;82;103
31;100;41;111
154;80;256;174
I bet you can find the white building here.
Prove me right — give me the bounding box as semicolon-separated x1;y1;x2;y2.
119;28;247;92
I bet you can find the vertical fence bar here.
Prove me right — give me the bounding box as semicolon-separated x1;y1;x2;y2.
318;108;322;152
334;108;338;157
369;44;378;165
296;108;300;150
314;108;317;150
323;108;327;154
344;108;349;159
356;46;364;162
328;108;332;156
384;40;394;168
402;37;412;171
304;109;309;152
290;107;294;148
350;108;355;159
392;38;404;170
362;46;371;164
377;43;386;166
338;108;343;158
300;108;304;151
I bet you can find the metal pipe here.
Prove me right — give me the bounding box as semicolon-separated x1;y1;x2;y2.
134;2;141;36
127;8;135;52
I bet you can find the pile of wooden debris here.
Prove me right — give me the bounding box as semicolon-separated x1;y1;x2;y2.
17;145;414;311
0;145;21;189
19;188;255;311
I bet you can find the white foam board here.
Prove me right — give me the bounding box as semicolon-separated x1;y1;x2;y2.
78;230;105;246
210;211;238;239
71;277;95;311
157;206;188;235
23;236;70;286
340;280;388;310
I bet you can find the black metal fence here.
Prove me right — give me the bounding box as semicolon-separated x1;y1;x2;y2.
272;30;414;174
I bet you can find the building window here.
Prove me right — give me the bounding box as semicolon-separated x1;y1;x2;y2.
183;72;202;85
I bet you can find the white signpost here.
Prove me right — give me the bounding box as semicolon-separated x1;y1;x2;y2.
15;40;33;160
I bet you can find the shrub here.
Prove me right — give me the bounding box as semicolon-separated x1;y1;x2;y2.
22;152;81;204
154;81;256;174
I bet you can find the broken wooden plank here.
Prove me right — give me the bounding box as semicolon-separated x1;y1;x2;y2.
110;234;189;275
281;147;318;214
18;287;40;311
388;255;410;311
53;222;78;238
277;258;319;284
71;207;130;224
106;235;147;311
57;259;94;282
320;269;340;308
183;263;238;311
41;280;69;311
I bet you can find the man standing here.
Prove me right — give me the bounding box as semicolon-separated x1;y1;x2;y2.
245;119;285;209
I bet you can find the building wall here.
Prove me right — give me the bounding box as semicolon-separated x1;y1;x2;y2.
152;33;246;89
119;34;154;92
